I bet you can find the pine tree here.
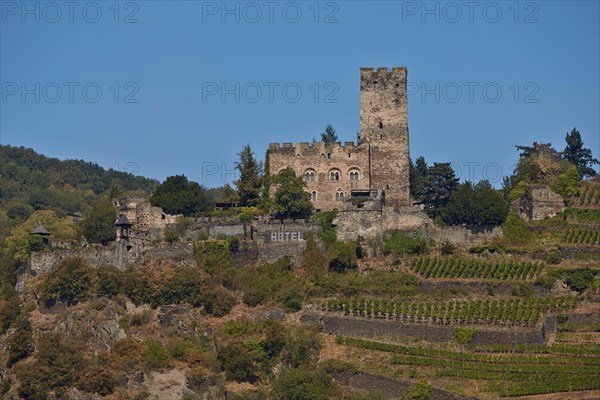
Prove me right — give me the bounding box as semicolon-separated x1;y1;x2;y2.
320;123;338;143
410;156;429;203
562;128;599;178
234;145;263;207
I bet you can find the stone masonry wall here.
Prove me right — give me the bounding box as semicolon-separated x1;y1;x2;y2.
335;206;503;251
268;141;369;212
302;313;544;345
360;67;410;208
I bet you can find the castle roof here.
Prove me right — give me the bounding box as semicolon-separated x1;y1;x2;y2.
114;213;132;227
29;222;50;236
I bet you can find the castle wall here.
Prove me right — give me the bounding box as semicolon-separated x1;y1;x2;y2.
268;141;369;211
334;206;503;252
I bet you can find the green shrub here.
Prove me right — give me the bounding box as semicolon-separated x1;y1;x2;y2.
130;310;152;326
383;231;428;256
163;227;180;243
453;327;478;345
201;286;237;317
142;340;169;369
282;286;304;312
218;342;259;383
27;234;45;252
77;362;117;395
7;314;33;366
193;240;234;274
329;241;359;273
544;249;562;265
440;240;456;256
564;268;596;292
96;264;122;297
402;380;431;400
502;212;532;244
42;257;94;306
271;365;335;400
315;211;337;249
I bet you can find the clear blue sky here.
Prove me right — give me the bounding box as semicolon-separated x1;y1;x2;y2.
1;0;599;187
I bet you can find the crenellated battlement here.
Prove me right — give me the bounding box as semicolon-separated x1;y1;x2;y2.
360;66;407;78
268;140;360;154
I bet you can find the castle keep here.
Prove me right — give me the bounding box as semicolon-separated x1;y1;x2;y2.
268;67;410;211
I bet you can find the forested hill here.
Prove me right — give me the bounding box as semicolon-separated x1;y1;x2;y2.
0;145;158;217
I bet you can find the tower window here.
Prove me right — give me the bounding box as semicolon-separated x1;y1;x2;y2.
335;191;345;202
379;121;384;129
373;80;378;85
311;191;317;201
349;170;360;181
327;153;332;160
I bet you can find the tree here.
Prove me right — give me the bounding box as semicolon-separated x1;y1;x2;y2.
218;342;259;383
442;180;509;226
81;197;117;244
562;128;599;178
7;313;33;366
423;162;459;216
515;142;554;158
150;175;213;216
410;156;429;203
550;165;580;200
41;257;94;306
260;149;272;212
235;145;263;207
272;168;313;220
107;180;123;201
320;123;337;143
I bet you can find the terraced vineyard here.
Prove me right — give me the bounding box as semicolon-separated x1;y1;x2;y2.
319;297;578;327
409;256;543;280
561;228;600;245
337;336;600;396
576;185;600;207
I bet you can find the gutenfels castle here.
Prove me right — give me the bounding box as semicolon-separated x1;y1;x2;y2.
268;67;410;211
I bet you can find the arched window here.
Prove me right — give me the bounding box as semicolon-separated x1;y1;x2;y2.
335;190;344;202
311;191;317;201
305;170;316;182
329;170;340;181
349;170;360;181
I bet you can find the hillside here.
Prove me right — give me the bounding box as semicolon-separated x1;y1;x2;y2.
1;147;599;400
0;145;158;218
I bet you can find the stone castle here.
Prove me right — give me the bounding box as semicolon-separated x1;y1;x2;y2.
268;67;410;211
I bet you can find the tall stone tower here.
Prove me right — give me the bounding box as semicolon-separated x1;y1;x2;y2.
359;67;410;208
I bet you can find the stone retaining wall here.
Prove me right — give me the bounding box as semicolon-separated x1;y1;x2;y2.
302;313;545;345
